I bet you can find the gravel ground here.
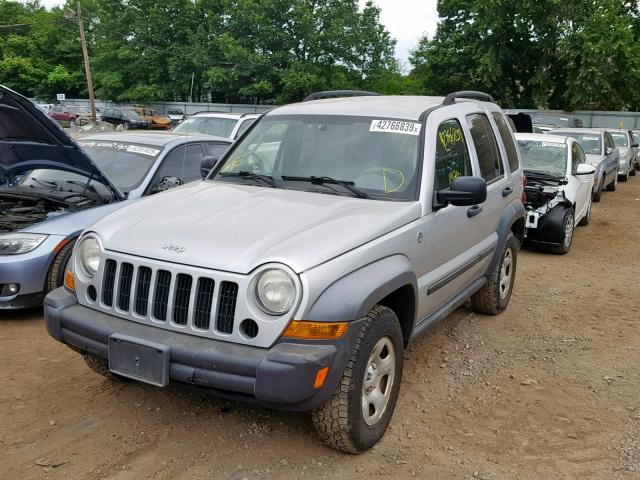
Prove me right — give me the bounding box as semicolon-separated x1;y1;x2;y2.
1;175;639;480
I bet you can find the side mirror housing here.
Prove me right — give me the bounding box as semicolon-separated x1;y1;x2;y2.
436;176;487;208
632;143;639;148
575;163;596;175
201;156;220;178
605;147;614;155
151;176;183;193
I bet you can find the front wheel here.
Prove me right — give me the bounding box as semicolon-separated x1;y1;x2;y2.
592;180;603;203
548;208;574;255
578;193;592;227
471;231;517;315
312;306;403;453
44;240;75;294
630;164;636;177
607;174;618;191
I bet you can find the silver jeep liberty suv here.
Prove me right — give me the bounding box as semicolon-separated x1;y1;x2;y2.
46;90;525;453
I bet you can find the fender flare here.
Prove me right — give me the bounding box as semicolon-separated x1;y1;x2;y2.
486;200;526;274
304;255;417;324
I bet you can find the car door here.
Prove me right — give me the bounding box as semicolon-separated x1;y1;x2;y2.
415;114;491;320
603;132;619;180
570;142;591;220
464;111;510;251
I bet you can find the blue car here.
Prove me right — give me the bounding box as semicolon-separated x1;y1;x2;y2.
0;85;231;308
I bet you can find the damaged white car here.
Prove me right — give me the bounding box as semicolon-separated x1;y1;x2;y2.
516;133;596;254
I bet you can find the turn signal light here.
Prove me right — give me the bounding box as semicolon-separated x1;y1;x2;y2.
64;269;76;291
314;366;330;389
283;321;349;340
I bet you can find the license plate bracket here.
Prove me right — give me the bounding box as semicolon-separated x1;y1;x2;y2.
109;334;170;387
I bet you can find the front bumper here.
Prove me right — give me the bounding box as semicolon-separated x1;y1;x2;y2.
0;235;65;309
524;205;566;245
45;288;358;411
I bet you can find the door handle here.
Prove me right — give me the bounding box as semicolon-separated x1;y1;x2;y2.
467;205;483;218
502;186;513;197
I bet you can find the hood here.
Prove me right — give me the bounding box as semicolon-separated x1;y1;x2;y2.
0;85;122;200
92;182;422;274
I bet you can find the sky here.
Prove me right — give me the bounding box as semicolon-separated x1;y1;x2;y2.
32;0;439;68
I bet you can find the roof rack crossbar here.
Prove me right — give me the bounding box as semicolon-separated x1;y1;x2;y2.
442;91;495;106
303;90;381;102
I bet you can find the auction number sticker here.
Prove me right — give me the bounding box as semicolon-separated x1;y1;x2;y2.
541;142;565;148
370;120;422;136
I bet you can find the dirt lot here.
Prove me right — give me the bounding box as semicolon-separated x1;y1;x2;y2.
2;179;639;480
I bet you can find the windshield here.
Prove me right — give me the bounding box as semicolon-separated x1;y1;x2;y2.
121;109;144;120
552;131;602;155
213;115;421;200
517;139;567;177
610;132;629;148
173;117;238;138
17;169;113;199
78;141;162;192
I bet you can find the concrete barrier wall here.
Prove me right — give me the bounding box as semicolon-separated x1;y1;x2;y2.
512;109;640;129
62;99;274;115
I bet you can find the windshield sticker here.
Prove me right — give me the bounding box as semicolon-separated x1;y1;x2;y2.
370;120;421;136
79;141;160;157
541;142;565;148
438;127;464;149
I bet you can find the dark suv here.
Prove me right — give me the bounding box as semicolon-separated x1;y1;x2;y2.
101;108;150;130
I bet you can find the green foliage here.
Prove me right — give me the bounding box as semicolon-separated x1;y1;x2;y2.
411;0;640;110
0;0;398;103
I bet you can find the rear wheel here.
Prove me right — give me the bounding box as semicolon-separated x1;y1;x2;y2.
471;232;517;315
548;208;574;255
312;306;403;453
44;240;75;294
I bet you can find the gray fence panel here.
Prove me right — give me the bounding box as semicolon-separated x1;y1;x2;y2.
512;109;640;129
64;99;273;115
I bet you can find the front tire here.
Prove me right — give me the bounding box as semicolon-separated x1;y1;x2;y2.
592;180;603;202
607;174;618;191
548;208;574;255
471;231;517;315
312;306;403;453
44;240;75;294
578;194;592;227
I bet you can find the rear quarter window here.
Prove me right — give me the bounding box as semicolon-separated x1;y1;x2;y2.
466;113;505;182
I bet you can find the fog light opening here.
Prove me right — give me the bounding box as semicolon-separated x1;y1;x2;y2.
0;283;20;296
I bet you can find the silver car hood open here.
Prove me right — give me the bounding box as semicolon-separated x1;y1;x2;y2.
91;182;422;274
0;85;122;200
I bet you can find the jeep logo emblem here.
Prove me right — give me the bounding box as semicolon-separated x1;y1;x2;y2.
162;242;186;253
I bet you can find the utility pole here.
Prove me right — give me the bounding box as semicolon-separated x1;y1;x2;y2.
75;2;96;122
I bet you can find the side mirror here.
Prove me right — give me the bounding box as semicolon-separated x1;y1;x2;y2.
575;164;596;176
201;156;220;178
151;176;183;193
436;176;487;208
605;147;614;155
632;143;639;148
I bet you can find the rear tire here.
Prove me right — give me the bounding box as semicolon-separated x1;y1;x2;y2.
44;240;75;294
548;208;574;255
311;306;403;453
471;232;517;315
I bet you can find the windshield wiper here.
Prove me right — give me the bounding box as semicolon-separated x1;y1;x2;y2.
31;178;58;188
220;171;277;187
281;176;370;199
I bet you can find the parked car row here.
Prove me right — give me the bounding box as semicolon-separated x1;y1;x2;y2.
0;86;632;454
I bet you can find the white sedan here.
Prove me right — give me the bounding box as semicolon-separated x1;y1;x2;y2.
516;133;596;254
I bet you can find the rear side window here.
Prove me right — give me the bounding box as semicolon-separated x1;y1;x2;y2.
434;119;472;192
466;113;504;182
492;112;519;173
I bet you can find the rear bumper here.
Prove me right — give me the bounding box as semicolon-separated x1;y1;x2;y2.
44;288;358;411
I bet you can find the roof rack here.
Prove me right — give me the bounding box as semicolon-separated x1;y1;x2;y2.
303;90;381;102
442;91;495;106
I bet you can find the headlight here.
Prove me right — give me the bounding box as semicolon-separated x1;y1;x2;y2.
0;233;48;255
255;268;296;315
77;236;100;278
